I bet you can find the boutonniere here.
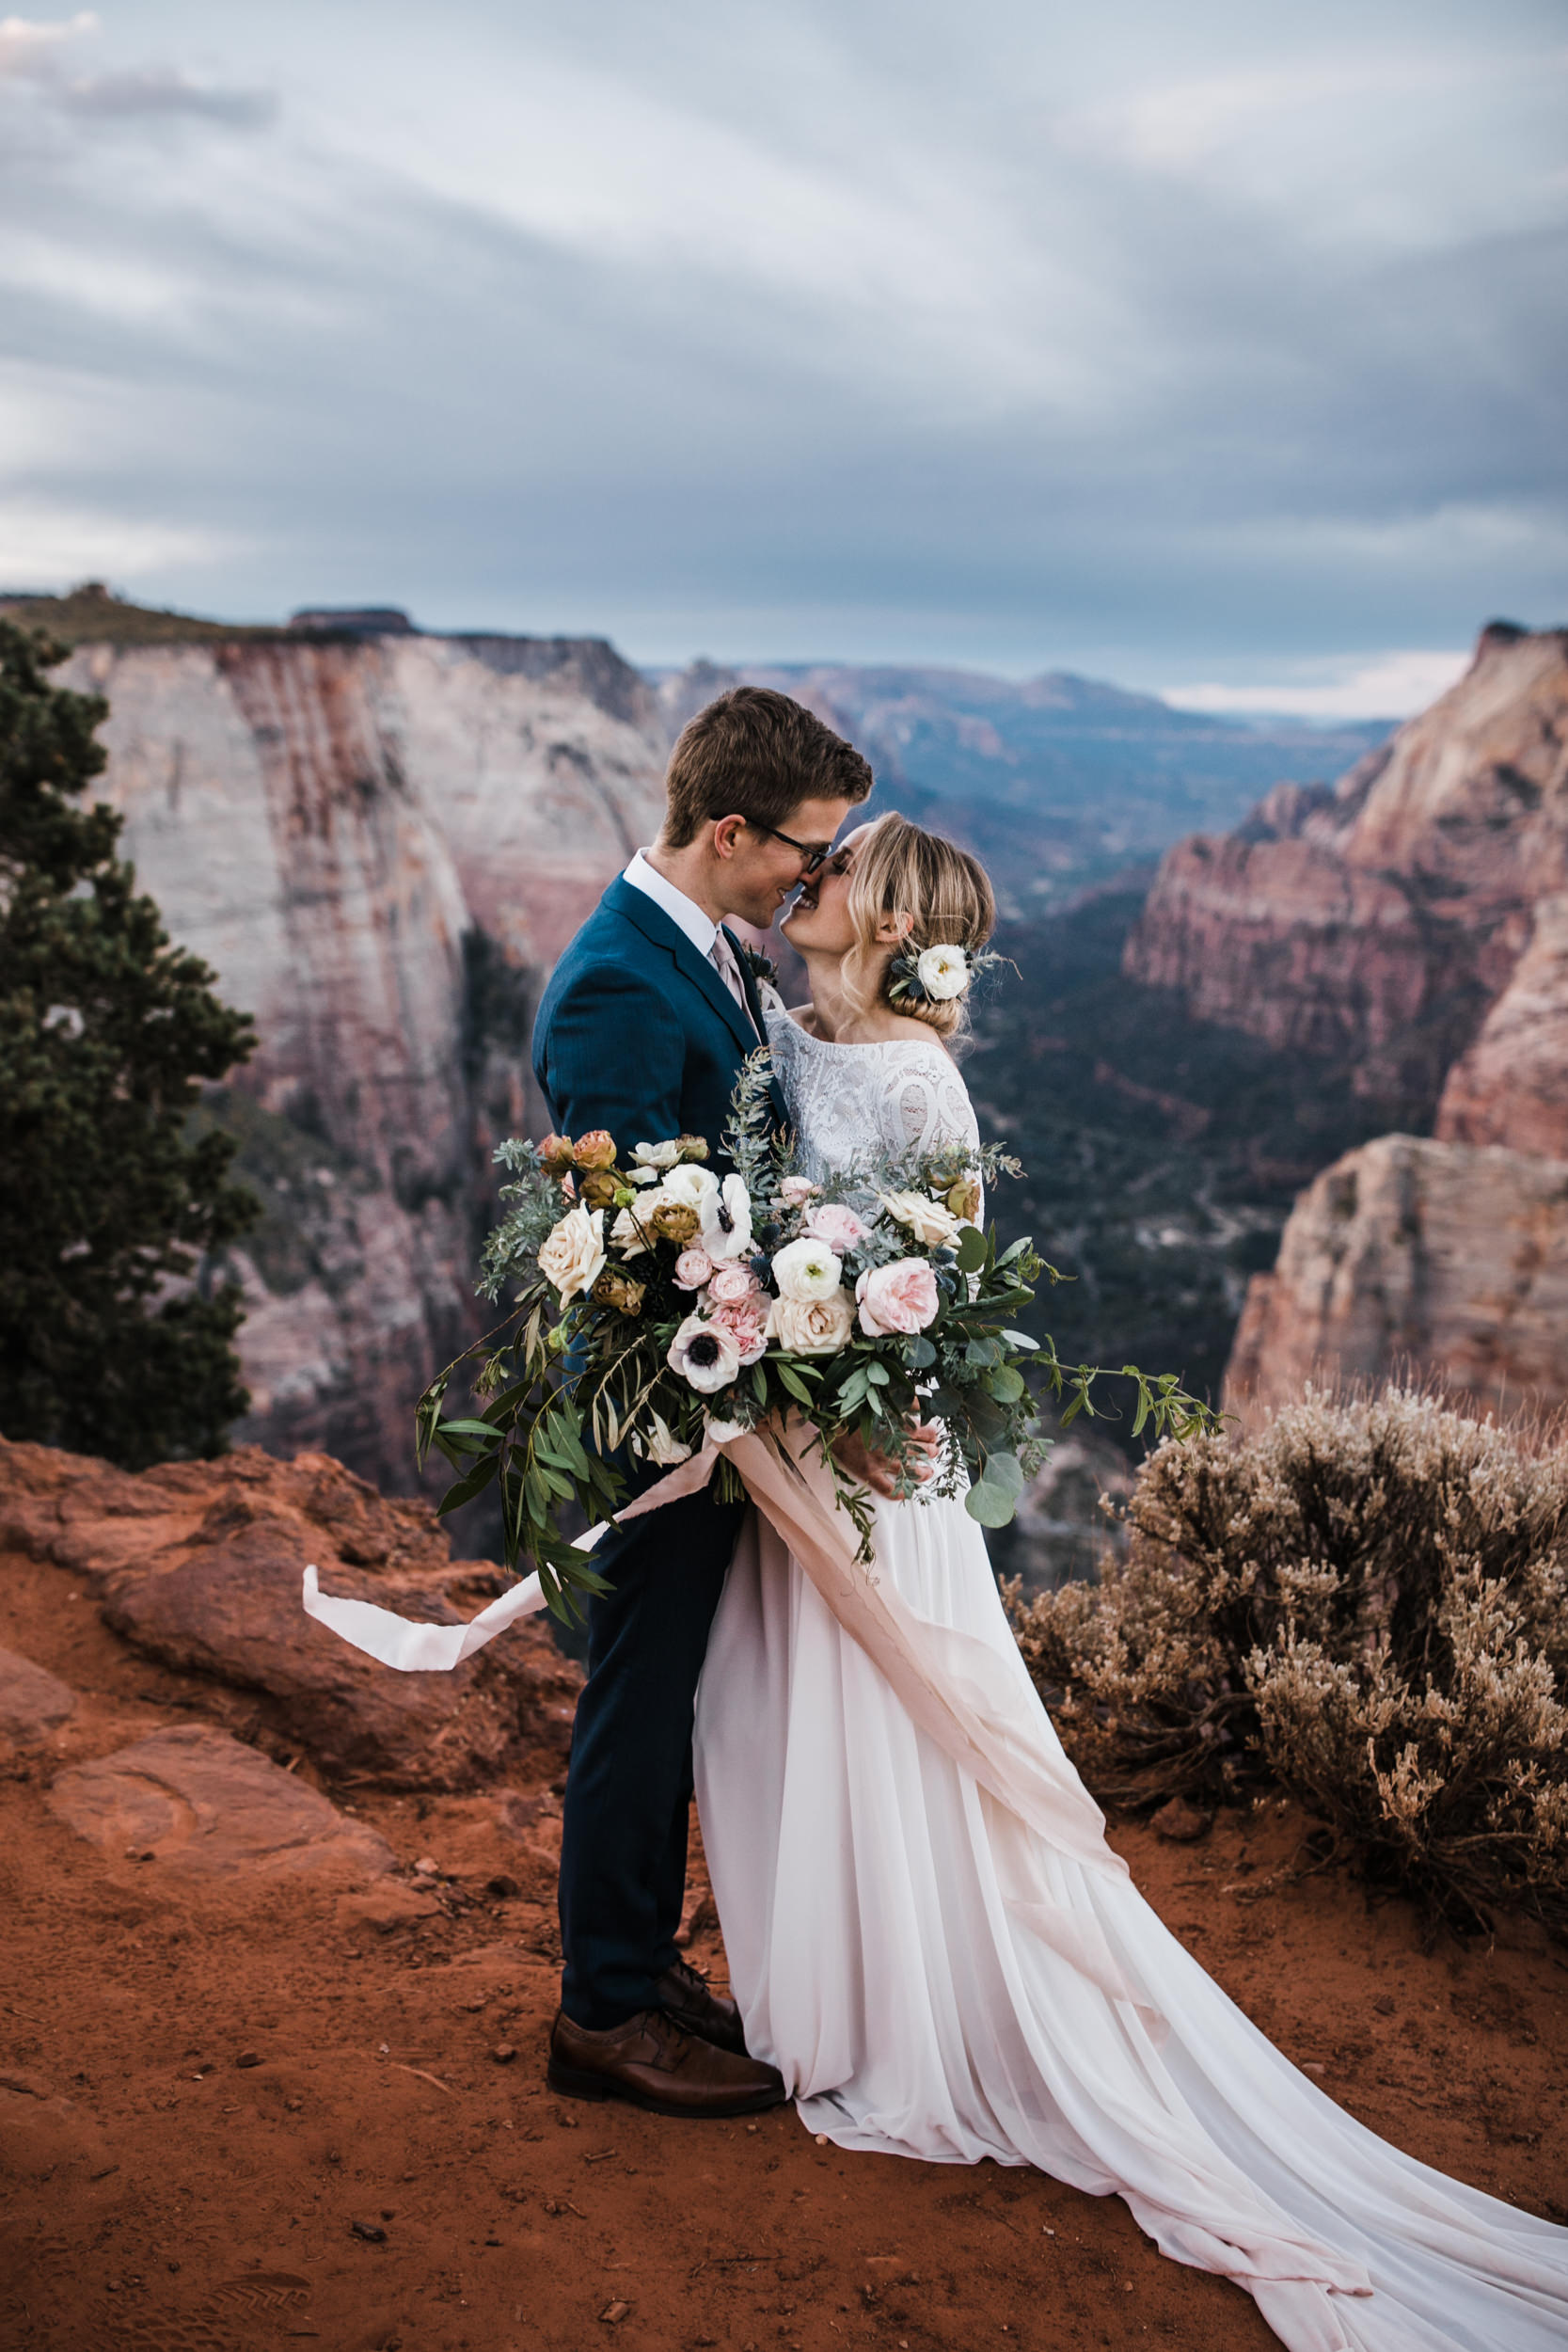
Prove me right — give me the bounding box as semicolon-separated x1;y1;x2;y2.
735;939;780;991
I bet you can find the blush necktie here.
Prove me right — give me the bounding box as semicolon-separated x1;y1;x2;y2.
709;930;760;1038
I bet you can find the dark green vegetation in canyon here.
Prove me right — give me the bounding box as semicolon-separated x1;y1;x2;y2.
968;894;1405;1431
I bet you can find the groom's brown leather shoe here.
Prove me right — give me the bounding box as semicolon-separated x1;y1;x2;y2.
547;2007;786;2118
654;1956;748;2056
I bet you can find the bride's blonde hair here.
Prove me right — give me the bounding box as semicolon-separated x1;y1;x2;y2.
843;812;996;1043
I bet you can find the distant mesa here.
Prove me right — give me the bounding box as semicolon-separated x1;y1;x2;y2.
287;605;418;637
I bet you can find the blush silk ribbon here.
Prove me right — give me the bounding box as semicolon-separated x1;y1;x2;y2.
301;1420;1159;2030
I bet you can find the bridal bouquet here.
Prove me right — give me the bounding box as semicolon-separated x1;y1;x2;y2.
417;1052;1216;1620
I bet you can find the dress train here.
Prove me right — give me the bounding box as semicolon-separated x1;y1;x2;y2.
693;1493;1568;2352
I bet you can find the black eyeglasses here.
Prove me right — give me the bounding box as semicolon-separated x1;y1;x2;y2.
740;817;835;875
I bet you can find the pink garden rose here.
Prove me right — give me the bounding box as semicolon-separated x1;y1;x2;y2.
707;1297;768;1365
855;1256;940;1337
778;1175;820;1208
706;1261;761;1306
673;1248;716;1291
804;1201;869;1251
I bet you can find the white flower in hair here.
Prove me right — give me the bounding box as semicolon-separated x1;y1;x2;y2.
915;944;971;1000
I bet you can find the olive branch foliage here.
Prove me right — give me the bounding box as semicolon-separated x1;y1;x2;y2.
416;1048;1220;1624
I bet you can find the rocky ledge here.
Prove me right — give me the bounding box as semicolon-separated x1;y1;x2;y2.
0;1436;580;1790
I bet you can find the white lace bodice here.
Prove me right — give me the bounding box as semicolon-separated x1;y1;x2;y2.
766;1007;980;1183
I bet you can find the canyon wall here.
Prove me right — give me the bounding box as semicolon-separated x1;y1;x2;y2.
1176;624;1568;1418
1225;1136;1568;1420
1126;624;1568;1116
58;630;667;1492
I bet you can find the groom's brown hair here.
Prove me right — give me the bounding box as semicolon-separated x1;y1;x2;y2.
661;686;873;849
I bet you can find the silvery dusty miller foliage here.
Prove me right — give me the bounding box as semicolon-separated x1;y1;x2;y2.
1006;1386;1568;1935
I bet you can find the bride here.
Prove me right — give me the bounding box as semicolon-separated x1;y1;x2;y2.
691;811;1568;2352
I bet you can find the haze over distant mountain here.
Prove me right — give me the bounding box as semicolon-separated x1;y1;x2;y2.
654;658;1394;913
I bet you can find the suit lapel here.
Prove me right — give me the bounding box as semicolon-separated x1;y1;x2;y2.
608;879;760;1059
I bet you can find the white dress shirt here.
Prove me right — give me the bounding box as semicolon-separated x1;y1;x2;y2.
623;850;720;957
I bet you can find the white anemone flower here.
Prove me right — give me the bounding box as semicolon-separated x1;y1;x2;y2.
668;1312;742;1395
700;1172;753;1262
633;1139;681;1168
915;943;970;1000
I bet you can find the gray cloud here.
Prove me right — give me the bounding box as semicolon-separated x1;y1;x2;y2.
55;69;277;125
0;0;1562;699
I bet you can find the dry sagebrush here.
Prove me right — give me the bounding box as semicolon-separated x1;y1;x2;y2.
1006;1389;1568;1934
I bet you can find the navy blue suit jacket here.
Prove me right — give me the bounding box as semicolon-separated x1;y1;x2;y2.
531;875;783;1168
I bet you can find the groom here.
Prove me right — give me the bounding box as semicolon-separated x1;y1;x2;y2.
531;685;872;2116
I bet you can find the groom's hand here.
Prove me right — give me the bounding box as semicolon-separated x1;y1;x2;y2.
832;1422;940;1498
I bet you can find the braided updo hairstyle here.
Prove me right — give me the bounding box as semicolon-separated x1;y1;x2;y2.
843;812;996;1044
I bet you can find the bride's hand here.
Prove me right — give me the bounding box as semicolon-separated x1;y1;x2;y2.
832;1422;940;1498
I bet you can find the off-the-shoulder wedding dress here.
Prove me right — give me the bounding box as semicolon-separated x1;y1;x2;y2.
692;1009;1568;2352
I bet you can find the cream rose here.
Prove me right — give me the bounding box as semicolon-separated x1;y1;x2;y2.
537;1202;607;1303
878;1187;963;1248
768;1286;855;1355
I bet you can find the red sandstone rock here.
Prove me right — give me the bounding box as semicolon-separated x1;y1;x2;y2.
0;1437;581;1789
47;1723;395;1882
1126;625;1568;1107
1224;1134;1568;1420
0;1645;76;1747
1436;894;1568;1158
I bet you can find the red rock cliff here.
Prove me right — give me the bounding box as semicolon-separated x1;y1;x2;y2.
1125;625;1568;1111
57;631;667;1492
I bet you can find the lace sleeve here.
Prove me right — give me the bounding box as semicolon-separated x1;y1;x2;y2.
879;1049;981;1160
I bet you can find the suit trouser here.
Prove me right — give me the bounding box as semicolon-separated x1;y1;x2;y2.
557;1481;747;2028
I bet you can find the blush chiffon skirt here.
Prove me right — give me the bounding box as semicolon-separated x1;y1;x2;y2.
692;1491;1568;2352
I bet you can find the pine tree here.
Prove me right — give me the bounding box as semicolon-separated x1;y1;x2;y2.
0;620;261;1466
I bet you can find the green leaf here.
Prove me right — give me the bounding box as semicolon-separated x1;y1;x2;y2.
907;1335;938;1367
436;1452;501;1517
864;1361;890;1387
955;1224;989;1274
776;1361;814;1406
1000;1328;1039;1350
437;1417;504;1441
985;1364;1025;1403
963;1478;1020;1528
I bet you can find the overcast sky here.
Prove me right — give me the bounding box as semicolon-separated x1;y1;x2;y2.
1;2;1563;712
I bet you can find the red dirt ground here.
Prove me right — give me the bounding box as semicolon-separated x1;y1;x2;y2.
3;1533;1565;2352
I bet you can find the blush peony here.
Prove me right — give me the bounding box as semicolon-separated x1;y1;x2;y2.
856;1257;940;1336
803;1201;869;1250
706;1261;761;1306
673;1248;715;1291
